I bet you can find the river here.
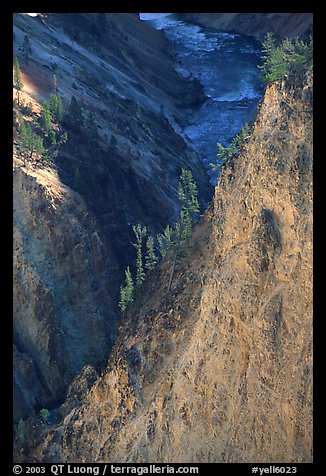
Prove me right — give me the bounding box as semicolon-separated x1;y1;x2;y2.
139;13;264;184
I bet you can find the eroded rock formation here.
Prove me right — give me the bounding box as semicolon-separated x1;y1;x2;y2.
21;71;312;463
13;166;118;419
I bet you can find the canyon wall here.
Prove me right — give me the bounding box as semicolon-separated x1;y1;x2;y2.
180;13;313;42
13;12;212;421
23;71;313;463
13;165;118;419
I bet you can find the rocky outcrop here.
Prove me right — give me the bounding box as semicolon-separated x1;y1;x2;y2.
180;13;313;42
25;72;312;463
13;165;119;420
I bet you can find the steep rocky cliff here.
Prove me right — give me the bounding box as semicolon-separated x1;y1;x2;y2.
13;165;118;419
13;13;213;422
180;13;313;42
21;71;313;463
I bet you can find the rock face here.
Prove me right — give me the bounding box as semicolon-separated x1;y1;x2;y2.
13;166;118;420
25;72;312;463
13;13;212;422
180;13;313;42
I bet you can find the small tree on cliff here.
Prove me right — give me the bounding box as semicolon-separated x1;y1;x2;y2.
177;168;200;241
157;224;174;257
39;101;56;144
145;236;158;271
85;111;99;148
13;56;23;106
132;224;147;287
17;122;45;165
39;408;50;424
20;35;32;65
119;267;134;312
210;122;250;173
68;96;84;128
49;92;63;123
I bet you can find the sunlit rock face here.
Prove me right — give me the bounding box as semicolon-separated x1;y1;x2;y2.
23;71;312;464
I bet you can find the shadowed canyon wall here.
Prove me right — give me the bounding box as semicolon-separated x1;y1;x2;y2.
180;13;313;42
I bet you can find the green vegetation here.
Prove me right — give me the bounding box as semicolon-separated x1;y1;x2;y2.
17;418;26;446
259;32;313;84
85;111;99;148
119;267;135;312
68;95;84;127
206;34;312;176
39;100;56;143
210;122;250;172
145;236;159;271
178;168;200;240
39;408;50;424
20;34;32;65
49;93;63;123
132;224;147;288
119;169;200;313
13;61;68;167
17;122;45;165
13;56;23;106
19;100;33;116
157;224;174;258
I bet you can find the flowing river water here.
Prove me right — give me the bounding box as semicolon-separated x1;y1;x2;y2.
139;13;264;184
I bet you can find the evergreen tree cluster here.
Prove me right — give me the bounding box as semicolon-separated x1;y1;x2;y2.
119;169;200;313
13;56;67;166
259;32;313;85
17;122;45;166
13;56;23;106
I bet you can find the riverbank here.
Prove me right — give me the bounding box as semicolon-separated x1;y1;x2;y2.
140;13;264;182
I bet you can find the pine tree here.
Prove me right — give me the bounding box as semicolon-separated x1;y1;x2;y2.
177;169;200;240
179;207;193;240
17;122;45;165
39;408;50;424
16;122;29;165
32;134;46;160
210;123;250;173
20;35;32;65
39;101;52;135
13;56;23;106
68;96;84;127
85;111;99;146
49;93;63;123
157;224;174;257
119;266;134;312
145;236;158;270
39;100;57;145
132;224;147;287
259;32;313;84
